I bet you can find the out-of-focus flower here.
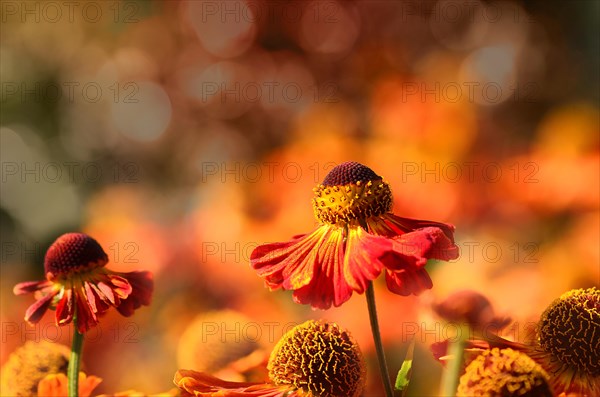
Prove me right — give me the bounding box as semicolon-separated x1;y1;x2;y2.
457;348;553;397
13;233;153;333
251;161;459;309
177;310;268;382
433;287;600;396
37;372;102;397
37;371;179;397
432;290;511;332
174;320;365;397
0;341;70;396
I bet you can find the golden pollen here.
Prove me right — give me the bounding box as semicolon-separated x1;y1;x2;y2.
313;162;392;225
538;287;600;377
457;348;553;397
268;320;366;397
1;341;70;396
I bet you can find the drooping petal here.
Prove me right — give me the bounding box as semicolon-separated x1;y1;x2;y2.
24;291;58;324
55;288;75;325
251;226;330;290
108;275;133;299
174;370;295;397
342;226;390;293
115;271;153;317
292;228;350;309
383;227;459;271
385;268;433;296
373;213;457;242
13;280;52;295
75;287;100;333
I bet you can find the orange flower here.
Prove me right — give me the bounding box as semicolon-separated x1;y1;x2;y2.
251;161;459;309
433;288;600;396
14;233;153;333
175;320;365;397
37;372;102;397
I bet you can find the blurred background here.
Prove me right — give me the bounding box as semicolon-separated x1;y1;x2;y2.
1;0;598;395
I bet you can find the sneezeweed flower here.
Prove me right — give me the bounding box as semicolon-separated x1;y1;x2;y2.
432;290;511;334
457;348;553;397
0;340;70;396
174;320;366;397
531;287;599;395
13;232;154;333
433;287;600;396
251;161;459;309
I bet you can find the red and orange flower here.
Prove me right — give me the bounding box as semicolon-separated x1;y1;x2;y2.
13;232;153;333
251;161;459;309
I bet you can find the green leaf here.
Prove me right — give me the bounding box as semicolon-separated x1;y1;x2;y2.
395;339;415;394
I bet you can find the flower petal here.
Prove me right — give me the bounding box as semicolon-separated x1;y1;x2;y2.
56;288;74;325
115;271;153;317
251;227;329;290
24;291;57;324
377;213;457;241
343;226;389;293
385;268;433;296
174;370;294;397
37;372;102;397
13;280;52;295
291;228;350;309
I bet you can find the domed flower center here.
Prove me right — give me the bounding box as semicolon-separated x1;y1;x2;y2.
538;287;599;377
268;320;365;397
44;233;108;280
458;348;552;397
313;162;393;225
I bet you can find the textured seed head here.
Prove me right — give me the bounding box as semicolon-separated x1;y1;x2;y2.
313;162;392;225
268;320;365;397
538;287;600;377
457;348;553;397
44;233;108;280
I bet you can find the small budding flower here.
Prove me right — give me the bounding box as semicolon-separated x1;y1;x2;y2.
13;232;154;333
174;320;366;397
535;287;600;395
251;161;459;309
457;348;553;397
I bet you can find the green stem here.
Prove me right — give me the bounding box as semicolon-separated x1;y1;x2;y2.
366;281;395;397
68;313;84;397
440;324;468;396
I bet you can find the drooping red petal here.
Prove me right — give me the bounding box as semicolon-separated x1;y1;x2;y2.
251;227;329;290
108;275;133;299
115;271;153;317
24;290;58;324
56;288;75;326
372;213;457;242
382;227;459;272
343;226;390;293
74;287;99;333
291;228;349;309
174;370;295;397
385;268;433;296
13;280;52;295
